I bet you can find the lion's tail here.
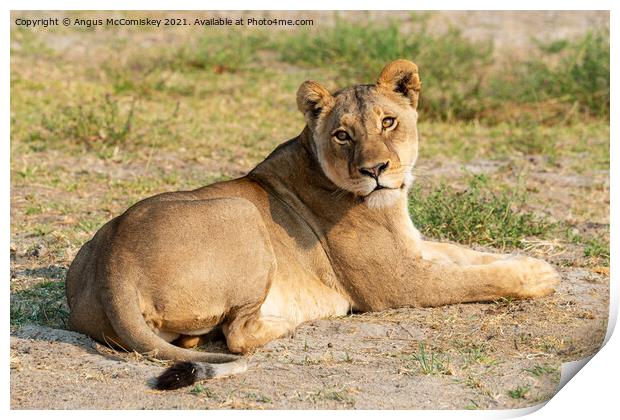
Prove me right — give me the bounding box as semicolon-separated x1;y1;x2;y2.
103;282;247;390
155;359;248;390
154;359;248;390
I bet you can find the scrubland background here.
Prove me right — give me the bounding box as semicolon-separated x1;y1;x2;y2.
10;11;609;409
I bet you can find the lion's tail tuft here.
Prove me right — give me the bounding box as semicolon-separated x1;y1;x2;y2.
155;361;200;390
155;359;248;390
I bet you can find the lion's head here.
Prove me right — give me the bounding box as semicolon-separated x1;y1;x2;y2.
297;60;422;209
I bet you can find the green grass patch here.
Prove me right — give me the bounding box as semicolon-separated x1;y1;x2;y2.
102;48;188;97
419;119;609;167
464;400;480;410
488;30;609;123
525;364;558;378
567;230;610;266
181;29;269;72
11;280;69;329
408;174;555;250
403;343;450;375
11;27;55;57
244;392;273;403
459;343;498;367
507;385;530;400
307;387;355;405
190;383;218;398
39;94;135;151
583;237;610;264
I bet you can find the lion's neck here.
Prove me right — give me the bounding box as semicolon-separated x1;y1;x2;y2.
248;127;342;219
247;127;408;228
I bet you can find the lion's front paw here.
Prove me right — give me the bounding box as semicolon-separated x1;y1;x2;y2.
510;256;560;298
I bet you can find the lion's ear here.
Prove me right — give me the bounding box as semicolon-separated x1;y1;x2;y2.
296;81;334;123
377;60;422;109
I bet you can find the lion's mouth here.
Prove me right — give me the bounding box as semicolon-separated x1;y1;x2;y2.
374;181;407;192
362;183;394;197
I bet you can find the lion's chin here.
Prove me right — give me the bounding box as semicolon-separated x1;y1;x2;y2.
363;188;403;209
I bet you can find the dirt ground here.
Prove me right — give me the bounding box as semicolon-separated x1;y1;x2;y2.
10;10;609;410
9;267;608;410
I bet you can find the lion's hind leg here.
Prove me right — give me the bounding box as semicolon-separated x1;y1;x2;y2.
174;327;226;349
174;335;204;349
224;314;294;354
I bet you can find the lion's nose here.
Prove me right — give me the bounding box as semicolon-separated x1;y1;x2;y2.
359;161;389;179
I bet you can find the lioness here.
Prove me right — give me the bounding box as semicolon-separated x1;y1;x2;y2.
66;60;559;390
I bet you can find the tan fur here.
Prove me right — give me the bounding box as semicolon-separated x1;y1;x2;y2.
66;60;559;373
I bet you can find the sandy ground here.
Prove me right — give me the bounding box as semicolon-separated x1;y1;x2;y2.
10;261;608;409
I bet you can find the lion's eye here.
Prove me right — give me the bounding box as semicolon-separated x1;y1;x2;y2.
334;130;351;143
382;117;395;129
